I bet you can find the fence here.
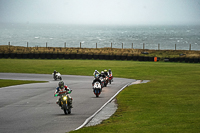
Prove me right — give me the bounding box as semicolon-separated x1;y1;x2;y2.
6;42;198;51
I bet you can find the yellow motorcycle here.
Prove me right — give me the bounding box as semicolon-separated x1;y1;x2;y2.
55;90;72;115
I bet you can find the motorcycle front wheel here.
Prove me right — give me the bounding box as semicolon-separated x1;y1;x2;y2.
64;107;71;115
68;109;71;114
64;109;68;114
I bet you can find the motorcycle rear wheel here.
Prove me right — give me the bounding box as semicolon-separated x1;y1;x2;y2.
105;83;107;87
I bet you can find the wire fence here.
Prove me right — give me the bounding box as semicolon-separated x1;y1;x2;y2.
5;41;200;51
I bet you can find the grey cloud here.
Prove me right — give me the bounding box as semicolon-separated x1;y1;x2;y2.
0;0;199;25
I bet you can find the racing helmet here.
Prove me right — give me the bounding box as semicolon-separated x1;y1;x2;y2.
109;69;111;72
101;71;104;74
58;81;64;88
104;69;107;73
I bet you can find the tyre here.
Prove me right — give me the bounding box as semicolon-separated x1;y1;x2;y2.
104;83;107;87
68;108;71;114
64;109;68;115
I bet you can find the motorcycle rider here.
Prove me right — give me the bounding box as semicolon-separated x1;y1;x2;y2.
54;81;73;108
92;75;102;86
104;69;109;77
93;70;100;78
99;71;106;78
53;70;58;79
108;69;113;81
108;69;112;75
104;69;109;82
99;71;107;87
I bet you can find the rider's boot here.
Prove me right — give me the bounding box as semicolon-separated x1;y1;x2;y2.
56;99;59;104
56;99;61;106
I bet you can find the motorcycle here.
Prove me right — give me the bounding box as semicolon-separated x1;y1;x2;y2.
52;72;62;80
104;76;109;87
54;90;72;115
108;73;113;84
93;81;102;97
99;76;105;88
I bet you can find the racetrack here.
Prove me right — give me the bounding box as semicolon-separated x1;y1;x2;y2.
0;73;135;133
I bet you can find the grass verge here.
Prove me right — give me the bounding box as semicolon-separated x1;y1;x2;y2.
0;59;200;133
0;79;46;88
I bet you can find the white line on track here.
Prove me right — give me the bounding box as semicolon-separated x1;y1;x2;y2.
75;80;147;130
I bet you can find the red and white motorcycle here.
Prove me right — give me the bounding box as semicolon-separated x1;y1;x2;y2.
108;73;113;84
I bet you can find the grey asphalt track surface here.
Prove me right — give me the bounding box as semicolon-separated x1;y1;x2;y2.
0;73;135;133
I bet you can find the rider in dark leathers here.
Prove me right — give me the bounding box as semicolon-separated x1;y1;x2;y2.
92;75;102;86
53;70;57;79
108;69;113;81
108;69;112;75
104;69;109;77
99;71;106;78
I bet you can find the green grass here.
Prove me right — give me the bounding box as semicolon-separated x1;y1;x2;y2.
0;79;46;88
0;59;200;133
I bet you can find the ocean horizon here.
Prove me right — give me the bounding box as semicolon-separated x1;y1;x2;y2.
0;23;200;50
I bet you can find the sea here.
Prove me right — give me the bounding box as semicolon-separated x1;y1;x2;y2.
0;23;200;50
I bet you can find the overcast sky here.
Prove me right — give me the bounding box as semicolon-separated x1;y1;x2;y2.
0;0;200;25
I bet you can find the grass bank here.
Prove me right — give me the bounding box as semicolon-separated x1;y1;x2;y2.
0;59;200;132
1;45;200;58
0;79;46;88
